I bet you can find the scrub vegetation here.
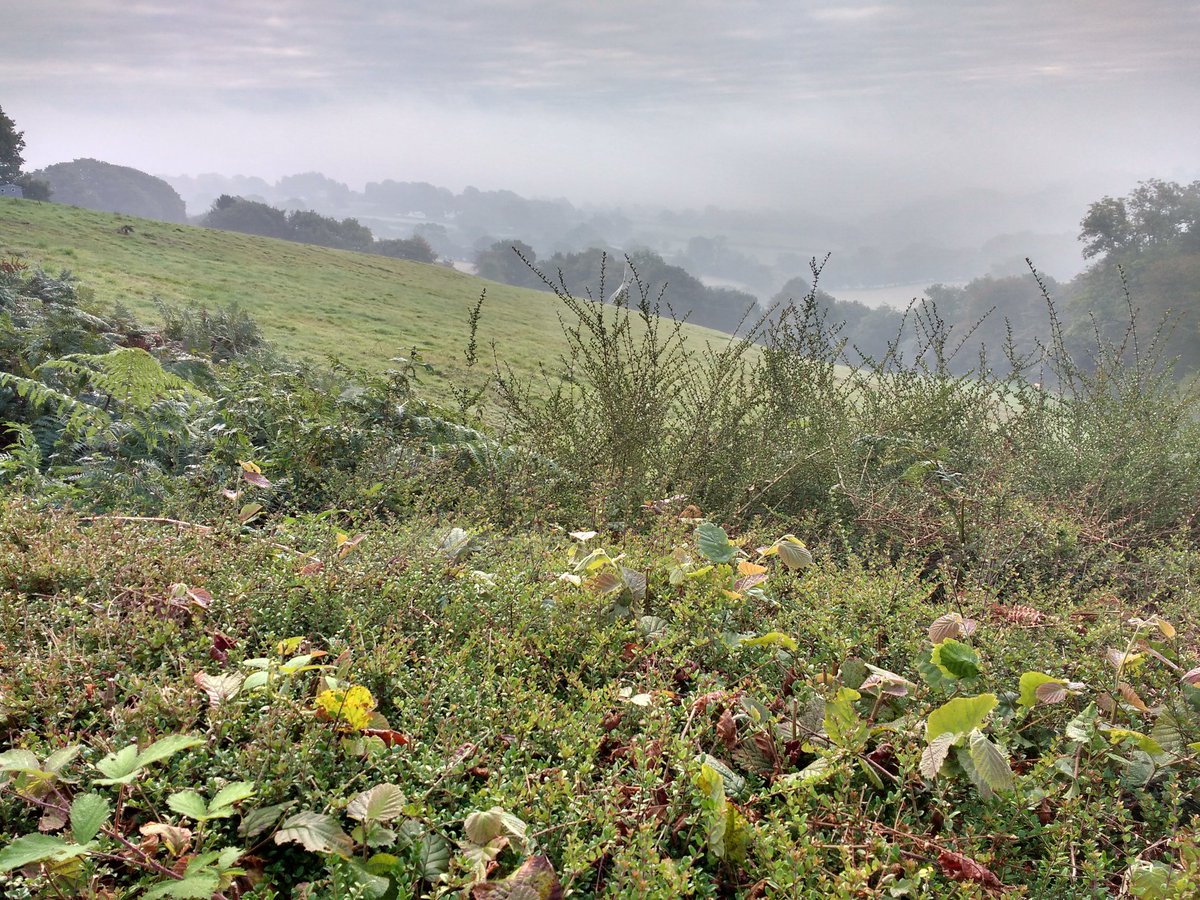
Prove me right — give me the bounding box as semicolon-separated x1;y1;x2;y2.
2;205;1200;898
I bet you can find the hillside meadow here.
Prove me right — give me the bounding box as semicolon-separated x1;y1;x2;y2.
0;198;745;404
2;207;1200;898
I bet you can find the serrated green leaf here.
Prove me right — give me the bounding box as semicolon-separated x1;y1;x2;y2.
1104;728;1164;756
70;793;110;844
353;822;398;848
1150;713;1185;757
347;783;407;824
275;811;354;856
931;639;981;680
696;754;747;798
1065;703;1099;743
781;755;835;785
1128;859;1175;899
638;615;669;639
209;781;256;813
464;806;527;846
141;871;221;899
1118;750;1157;789
94;744;141;784
954;744;995;800
238;801;294;839
0;748;41;772
775;538;813;571
695;523;738;564
695;763;725;803
418;833;450;881
0;834;75;872
167;791;211;821
216;845;242;870
242;671;270;691
916;651;952;691
43;745;82;774
136;734;204;770
366;851;401;875
968;729;1014;793
621;567;647;604
824;687;866;748
926;694;997;742
343;858;391;898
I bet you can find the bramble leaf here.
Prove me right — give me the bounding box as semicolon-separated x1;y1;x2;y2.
920;732;956;780
347;784;407;824
136;735;204;769
167;791;210;821
464;806;527;847
695;523;738;564
926;694;997;742
1018;672;1064;708
0;834;84;872
275;811;354;856
931;639;981;680
968;729;1014;793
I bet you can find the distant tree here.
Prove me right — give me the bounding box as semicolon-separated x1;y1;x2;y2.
374;235;437;264
474;240;543;288
204;196;290;239
1081;179;1200;260
14;174;51;200
413;223;458;259
0;104;25;183
286;210;374;252
33;159;186;222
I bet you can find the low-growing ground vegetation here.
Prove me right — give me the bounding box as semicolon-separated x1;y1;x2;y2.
2;245;1200;898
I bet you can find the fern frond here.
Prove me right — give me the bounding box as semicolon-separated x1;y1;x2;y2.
36;348;207;412
0;369;112;439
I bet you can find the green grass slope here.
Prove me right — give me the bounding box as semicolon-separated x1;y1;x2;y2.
0;197;740;399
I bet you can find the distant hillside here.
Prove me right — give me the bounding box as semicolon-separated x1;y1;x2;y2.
32;158;187;224
0;197;742;402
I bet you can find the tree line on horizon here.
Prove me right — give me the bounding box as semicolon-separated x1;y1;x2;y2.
202;193;438;263
4;104;1198;380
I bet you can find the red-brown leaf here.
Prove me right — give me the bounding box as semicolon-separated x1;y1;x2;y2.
717;708;737;750
242;470;273;489
363;728;410;747
938;850;1002;889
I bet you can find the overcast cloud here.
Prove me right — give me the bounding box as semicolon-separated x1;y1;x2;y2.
3;1;1199;212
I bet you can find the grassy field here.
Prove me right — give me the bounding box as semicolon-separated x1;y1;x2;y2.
0;197;741;402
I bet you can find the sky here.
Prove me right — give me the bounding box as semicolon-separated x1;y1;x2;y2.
3;1;1200;214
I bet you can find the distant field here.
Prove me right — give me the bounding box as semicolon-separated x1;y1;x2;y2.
0;198;744;402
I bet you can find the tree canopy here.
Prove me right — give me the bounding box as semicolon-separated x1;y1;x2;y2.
1080;179;1200;259
0;104;25;183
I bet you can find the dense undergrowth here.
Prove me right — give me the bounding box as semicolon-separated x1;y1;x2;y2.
3;255;1200;897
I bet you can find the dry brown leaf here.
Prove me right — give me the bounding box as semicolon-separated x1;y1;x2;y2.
716;708;737;750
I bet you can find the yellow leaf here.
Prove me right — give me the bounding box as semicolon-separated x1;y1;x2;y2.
239;460;262;474
276;637;305;656
315;685;376;732
737;561;768;577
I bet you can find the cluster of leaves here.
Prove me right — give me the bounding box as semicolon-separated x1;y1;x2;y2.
5;505;1200;897
0;263;510;517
